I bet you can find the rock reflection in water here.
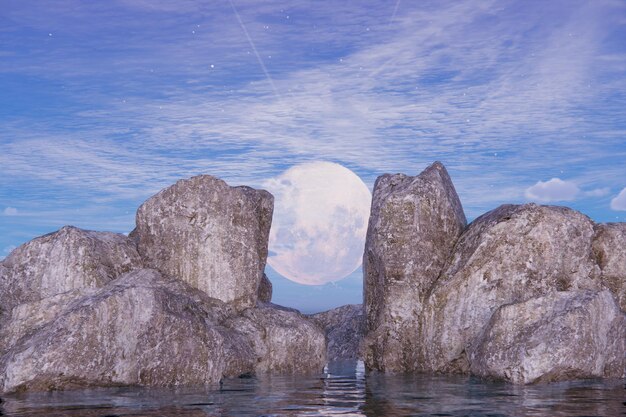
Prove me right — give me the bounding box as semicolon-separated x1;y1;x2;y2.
364;372;625;417
0;360;623;416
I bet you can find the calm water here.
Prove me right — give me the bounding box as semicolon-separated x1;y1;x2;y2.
1;361;624;417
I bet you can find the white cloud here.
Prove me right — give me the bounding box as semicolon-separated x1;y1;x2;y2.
3;207;18;216
525;178;580;202
610;188;626;211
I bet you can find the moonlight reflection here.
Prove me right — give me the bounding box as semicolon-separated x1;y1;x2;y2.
264;162;372;285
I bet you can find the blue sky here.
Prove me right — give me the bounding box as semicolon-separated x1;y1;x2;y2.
1;0;625;313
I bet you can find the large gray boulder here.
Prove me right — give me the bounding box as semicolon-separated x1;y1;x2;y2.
0;269;241;393
593;223;626;311
363;161;466;372
421;204;601;373
0;268;328;394
130;175;273;311
0;226;143;315
469;290;625;384
311;304;365;361
225;304;327;374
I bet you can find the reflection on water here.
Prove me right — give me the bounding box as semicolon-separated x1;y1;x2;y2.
0;361;624;416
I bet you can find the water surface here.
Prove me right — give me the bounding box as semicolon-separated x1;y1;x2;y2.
1;361;624;416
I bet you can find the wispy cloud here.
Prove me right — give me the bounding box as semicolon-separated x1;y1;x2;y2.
3;207;18;216
1;0;625;243
584;188;611;198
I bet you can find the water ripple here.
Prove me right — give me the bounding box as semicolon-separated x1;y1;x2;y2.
0;361;623;416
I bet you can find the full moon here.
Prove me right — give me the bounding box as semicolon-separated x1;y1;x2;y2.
264;162;372;285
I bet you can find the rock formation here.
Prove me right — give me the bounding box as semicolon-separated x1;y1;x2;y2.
130;175;273;311
469;290;625;384
0;175;327;394
0;226;143;315
363;161;466;372
593;223;626;311
363;161;625;384
2;163;624;390
421;204;602;373
311;304;365;361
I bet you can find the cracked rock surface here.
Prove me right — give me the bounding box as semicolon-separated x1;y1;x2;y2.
469;290;625;384
421;204;602;373
592;223;626;311
311;304;365;361
226;304;326;374
2;166;624;391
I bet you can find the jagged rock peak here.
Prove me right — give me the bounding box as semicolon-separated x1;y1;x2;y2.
363;161;466;372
